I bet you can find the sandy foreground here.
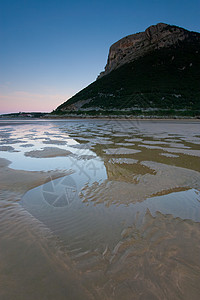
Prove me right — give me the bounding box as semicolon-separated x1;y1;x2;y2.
0;119;200;299
0;157;73;194
0;157;95;300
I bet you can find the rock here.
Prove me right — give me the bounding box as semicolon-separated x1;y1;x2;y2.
98;23;200;78
55;23;200;113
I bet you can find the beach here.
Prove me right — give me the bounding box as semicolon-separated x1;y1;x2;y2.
0;119;200;300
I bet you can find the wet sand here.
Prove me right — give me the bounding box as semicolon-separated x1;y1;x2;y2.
0;158;95;300
0;157;73;193
0;119;200;300
82;161;200;205
24;147;72;158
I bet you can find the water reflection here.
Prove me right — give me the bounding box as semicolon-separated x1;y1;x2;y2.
22;181;200;248
0;121;107;183
0;119;200;300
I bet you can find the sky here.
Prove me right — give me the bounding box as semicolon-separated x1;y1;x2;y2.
0;0;200;114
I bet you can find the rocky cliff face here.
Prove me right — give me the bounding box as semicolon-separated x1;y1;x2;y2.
98;23;199;78
55;23;200;113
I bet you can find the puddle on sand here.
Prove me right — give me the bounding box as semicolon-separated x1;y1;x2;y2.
1;119;200;300
21;182;200;300
22;184;200;251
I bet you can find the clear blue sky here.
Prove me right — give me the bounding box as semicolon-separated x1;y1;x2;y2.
0;0;199;113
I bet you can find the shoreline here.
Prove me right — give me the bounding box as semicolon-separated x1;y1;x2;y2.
44;115;200;121
0;116;200;122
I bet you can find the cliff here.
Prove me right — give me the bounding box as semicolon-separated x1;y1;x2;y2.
55;23;200;114
98;23;199;78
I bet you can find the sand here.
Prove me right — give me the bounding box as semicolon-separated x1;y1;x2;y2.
124;138;143;142
24;147;72;158
20;143;34;147
160;152;179;158
0;157;73;194
108;158;138;164
0;145;19;152
43;139;67;145
77;155;96;160
0;157;94;300
103;147;141;155
80;161;200;205
139;144;200;157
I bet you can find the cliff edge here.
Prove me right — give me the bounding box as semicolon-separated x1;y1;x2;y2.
55;23;200;114
98;23;199;78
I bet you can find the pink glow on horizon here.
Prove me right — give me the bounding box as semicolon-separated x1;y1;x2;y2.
0;91;71;114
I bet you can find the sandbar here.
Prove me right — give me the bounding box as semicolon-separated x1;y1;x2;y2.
25;147;72;158
0;157;73;194
104;147;141;155
0;145;18;152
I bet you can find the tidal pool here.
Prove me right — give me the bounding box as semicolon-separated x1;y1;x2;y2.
0;119;200;300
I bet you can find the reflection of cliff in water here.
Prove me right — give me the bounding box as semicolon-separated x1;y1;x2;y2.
96;157;200;204
105;158;155;182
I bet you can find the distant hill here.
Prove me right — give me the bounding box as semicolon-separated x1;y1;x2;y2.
55;23;200;116
0;112;47;119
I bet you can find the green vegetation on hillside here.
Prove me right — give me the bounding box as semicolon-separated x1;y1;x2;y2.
56;41;200;112
52;109;200;118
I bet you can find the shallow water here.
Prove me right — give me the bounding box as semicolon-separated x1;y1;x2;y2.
0;119;200;300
